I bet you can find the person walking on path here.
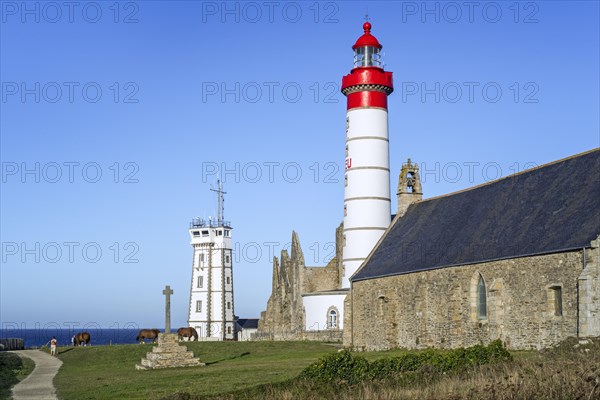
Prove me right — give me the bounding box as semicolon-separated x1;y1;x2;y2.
49;337;57;356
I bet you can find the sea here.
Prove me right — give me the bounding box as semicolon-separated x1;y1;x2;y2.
0;328;159;348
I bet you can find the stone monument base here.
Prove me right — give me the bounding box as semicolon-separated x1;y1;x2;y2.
136;333;205;370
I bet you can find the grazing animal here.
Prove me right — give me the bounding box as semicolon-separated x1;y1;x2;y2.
73;332;91;346
177;327;198;341
136;329;160;344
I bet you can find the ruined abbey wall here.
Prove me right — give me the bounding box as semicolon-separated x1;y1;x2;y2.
256;225;343;340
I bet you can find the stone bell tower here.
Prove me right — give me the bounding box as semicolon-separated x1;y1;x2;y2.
397;158;422;217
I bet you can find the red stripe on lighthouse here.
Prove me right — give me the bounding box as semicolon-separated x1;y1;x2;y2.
347;91;388;110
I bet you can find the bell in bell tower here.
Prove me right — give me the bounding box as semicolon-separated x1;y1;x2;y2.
397;159;423;217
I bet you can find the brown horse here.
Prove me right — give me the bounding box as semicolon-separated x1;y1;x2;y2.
73;332;91;346
136;329;160;344
177;327;198;341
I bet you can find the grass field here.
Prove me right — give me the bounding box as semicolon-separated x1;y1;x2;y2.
0;352;36;400
53;341;340;400
51;338;600;400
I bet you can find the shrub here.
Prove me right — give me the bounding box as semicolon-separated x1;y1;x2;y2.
301;340;512;384
300;350;370;384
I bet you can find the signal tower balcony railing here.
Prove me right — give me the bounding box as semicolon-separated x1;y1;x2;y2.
189;218;231;228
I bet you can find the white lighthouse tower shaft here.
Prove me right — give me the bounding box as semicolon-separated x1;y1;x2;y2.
341;22;394;288
187;180;235;340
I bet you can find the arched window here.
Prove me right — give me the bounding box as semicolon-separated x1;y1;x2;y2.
477;274;487;320
327;308;338;329
406;172;415;193
378;295;386;318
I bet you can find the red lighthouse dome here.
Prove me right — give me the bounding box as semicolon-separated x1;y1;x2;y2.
351;21;385;69
352;22;382;50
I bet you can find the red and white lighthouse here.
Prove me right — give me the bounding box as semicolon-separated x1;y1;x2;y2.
341;22;394;288
302;21;394;331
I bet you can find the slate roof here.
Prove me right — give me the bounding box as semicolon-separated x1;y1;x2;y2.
236;319;259;329
352;149;600;282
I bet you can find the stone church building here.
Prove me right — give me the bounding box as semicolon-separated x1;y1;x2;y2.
349;150;600;350
258;150;600;350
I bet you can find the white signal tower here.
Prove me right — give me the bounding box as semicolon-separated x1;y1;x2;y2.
187;180;235;340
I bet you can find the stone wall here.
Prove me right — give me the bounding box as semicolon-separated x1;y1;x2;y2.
304;223;344;293
348;250;585;350
303;264;340;293
303;330;343;342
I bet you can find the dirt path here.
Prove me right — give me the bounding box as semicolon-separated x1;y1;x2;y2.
10;350;62;400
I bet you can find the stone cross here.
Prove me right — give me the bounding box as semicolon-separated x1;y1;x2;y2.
163;285;174;334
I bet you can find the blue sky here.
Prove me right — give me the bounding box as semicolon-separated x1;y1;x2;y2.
1;1;599;330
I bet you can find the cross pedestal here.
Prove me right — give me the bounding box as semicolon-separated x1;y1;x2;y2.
136;285;204;370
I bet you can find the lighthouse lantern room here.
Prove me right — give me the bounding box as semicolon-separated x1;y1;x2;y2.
353;22;383;68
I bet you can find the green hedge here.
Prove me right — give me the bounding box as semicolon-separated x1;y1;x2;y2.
301;340;512;384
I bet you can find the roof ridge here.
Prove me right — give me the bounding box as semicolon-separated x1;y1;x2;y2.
417;148;600;204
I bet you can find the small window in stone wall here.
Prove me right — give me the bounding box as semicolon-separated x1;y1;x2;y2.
548;285;563;316
197;276;203;288
226;276;231;284
227;326;232;334
476;274;487;320
196;300;202;313
378;295;386;318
